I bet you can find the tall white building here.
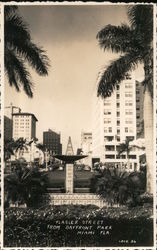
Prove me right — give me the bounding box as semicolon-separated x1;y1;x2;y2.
12;112;38;141
92;74;140;171
81;131;92;166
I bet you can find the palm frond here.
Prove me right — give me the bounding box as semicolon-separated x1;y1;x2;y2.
117;143;127;156
5;6;50;97
97;24;135;54
5;48;33;97
4;6;18;17
5;49;20;91
18;42;50;75
5;14;50;76
97;52;141;98
127;5;153;43
5;14;31;41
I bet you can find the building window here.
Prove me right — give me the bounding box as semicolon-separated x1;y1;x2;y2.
116;93;120;99
108;127;112;133
117;120;120;126
104;136;114;142
104;100;111;106
116;103;120;108
117;136;120;142
117;111;120;117
104;128;108;133
117;129;120;135
105;145;115;151
105;155;115;159
125;101;133;106
121;155;126;159
104;109;111;115
125;109;133;115
125;83;132;88
125;127;128;133
116;85;120;90
126;119;133;124
104;118;111;124
129;155;136;159
125;92;133;97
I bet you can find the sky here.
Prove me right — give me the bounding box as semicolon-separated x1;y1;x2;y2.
5;4;144;153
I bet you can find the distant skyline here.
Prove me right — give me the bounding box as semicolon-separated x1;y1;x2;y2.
5;4;144;153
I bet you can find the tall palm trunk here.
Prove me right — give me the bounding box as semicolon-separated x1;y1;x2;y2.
143;86;153;194
143;55;153;194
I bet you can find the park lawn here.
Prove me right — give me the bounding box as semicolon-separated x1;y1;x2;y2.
45;170;97;188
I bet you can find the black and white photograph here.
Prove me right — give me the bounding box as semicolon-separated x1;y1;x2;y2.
1;2;156;248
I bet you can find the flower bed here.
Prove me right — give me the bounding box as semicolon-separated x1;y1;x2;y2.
4;204;153;247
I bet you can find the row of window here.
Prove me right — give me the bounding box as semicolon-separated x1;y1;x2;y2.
116;92;133;98
105;154;136;159
104;109;133;116
104;118;133;124
104;101;133;107
104;127;133;133
105;145;136;152
14;118;30;121
14;126;30;129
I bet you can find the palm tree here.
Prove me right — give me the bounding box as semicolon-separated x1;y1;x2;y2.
4;165;48;207
96;5;153;193
4;139;15;161
117;138;132;170
14;137;28;159
92;166;145;206
5;6;50;97
117;138;145;170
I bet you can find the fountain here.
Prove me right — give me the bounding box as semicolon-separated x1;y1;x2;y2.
54;136;87;193
49;136;105;207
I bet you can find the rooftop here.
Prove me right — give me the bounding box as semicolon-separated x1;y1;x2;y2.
12;113;38;121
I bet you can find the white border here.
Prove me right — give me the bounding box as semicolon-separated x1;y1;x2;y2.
0;2;156;250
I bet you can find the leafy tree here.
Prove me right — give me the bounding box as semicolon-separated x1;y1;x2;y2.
96;5;153;193
5;6;50;97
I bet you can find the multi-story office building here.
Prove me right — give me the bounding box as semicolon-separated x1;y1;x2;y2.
12;112;38;141
92;74;141;171
4;115;13;141
43;129;62;155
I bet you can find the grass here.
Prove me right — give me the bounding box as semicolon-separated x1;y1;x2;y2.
45;169;97;188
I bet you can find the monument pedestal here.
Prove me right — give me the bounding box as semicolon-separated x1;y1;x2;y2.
66;164;73;193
